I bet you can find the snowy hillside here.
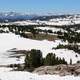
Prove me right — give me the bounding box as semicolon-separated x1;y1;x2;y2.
0;30;79;80
0;14;80;80
0;69;80;80
0;33;79;65
1;14;80;26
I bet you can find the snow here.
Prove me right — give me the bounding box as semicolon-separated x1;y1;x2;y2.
0;27;9;32
0;15;80;80
11;18;79;26
0;33;80;80
35;16;80;26
0;71;80;80
0;33;79;65
13;20;38;25
36;27;67;32
36;19;74;26
76;30;80;33
0;33;65;65
0;67;12;72
51;49;80;64
1;14;80;26
0;18;79;26
0;33;58;52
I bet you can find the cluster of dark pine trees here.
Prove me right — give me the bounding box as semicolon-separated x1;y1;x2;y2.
24;49;67;69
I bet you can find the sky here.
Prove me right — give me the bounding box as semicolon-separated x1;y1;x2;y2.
0;0;80;14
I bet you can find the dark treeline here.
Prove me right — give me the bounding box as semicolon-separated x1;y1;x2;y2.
24;49;67;71
9;49;67;71
0;25;53;38
57;28;80;43
53;44;80;54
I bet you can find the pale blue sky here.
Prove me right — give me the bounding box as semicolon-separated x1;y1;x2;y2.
0;0;80;14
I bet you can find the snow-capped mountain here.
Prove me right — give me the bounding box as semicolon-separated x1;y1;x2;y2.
0;12;38;22
0;12;80;26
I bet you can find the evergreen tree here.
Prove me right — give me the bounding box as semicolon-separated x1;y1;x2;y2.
44;53;55;65
25;49;43;68
70;59;72;65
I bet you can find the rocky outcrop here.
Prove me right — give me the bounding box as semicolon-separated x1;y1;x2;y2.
33;64;80;76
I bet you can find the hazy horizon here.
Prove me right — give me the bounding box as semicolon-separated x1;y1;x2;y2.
0;0;80;14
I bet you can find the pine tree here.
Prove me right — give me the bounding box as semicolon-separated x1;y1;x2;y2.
70;59;72;65
44;53;55;65
25;49;43;68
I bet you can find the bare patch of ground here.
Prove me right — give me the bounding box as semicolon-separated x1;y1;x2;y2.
33;64;80;76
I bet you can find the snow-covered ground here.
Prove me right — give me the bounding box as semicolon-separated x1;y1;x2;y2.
36;16;80;26
51;49;80;64
0;33;79;65
36;20;74;26
0;71;80;80
76;30;80;33
0;20;38;26
0;33;67;65
35;26;67;33
0;13;80;79
0;33;80;80
1;15;80;26
0;27;9;32
13;20;38;25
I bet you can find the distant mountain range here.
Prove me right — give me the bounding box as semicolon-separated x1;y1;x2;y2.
0;12;80;22
0;12;38;22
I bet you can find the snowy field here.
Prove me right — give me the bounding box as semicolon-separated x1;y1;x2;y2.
0;67;80;80
1;16;80;26
0;33;80;80
0;70;80;80
35;27;66;33
0;33;63;65
0;33;80;65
